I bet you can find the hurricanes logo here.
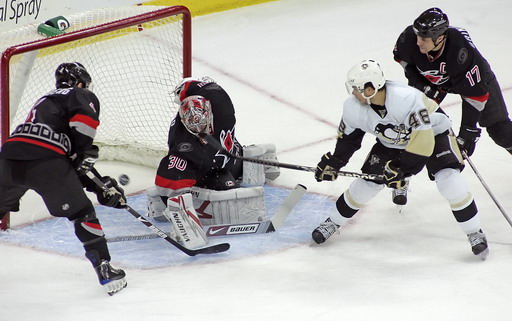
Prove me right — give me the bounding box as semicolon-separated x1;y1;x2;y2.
420;69;450;85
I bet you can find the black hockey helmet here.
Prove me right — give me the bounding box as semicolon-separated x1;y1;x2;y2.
55;62;92;89
413;7;449;39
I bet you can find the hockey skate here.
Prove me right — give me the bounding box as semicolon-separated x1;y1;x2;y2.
311;218;340;244
93;260;127;296
392;188;407;205
467;230;489;261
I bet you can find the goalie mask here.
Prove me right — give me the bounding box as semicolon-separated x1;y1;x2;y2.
55;62;92;89
345;59;385;103
179;95;214;135
172;76;217;104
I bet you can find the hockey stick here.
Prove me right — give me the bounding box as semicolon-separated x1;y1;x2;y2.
107;184;307;242
200;134;384;182
86;171;230;256
205;183;307;236
462;151;512;228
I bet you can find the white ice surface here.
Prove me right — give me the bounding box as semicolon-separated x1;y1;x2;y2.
2;0;512;320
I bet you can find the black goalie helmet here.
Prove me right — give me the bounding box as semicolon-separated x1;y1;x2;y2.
413;7;449;39
55;62;92;89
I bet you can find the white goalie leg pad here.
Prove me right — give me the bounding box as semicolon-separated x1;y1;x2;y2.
145;186;167;222
164;193;209;249
190;186;267;225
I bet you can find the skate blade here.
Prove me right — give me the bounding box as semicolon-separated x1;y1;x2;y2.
477;248;489;261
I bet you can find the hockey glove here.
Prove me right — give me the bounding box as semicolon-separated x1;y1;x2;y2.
72;145;99;176
422;85;448;104
457;125;481;157
95;176;127;209
315;152;347;182
383;160;408;189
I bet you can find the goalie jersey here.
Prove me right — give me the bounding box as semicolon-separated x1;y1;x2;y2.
333;81;451;176
165;79;242;181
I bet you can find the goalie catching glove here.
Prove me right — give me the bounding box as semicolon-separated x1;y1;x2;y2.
315;152;347;182
92;176;127;209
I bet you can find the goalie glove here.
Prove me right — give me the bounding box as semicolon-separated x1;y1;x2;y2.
315;152;347;182
94;176;127;209
383;160;408;189
71;145;99;176
457;125;481;157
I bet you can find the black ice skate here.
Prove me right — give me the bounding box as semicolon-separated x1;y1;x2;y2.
312;218;340;244
93;260;127;296
392;188;407;205
467;230;489;261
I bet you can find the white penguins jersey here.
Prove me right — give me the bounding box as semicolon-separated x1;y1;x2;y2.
339;81;451;158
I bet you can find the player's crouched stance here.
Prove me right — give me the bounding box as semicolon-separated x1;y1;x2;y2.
145;77;280;248
0;62;127;295
311;60;488;260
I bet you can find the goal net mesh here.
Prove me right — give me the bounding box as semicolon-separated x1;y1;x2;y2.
0;5;191;168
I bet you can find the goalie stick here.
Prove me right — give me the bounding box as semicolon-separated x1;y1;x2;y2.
107;184;307;242
86;171;230;256
200;134;384;182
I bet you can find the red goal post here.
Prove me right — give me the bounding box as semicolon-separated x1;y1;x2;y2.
0;5;192;230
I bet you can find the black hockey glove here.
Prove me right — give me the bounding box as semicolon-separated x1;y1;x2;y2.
404;65;447;104
94;176;127;209
72;145;99;175
457;125;481;157
315;152;347;182
422;85;448;104
383;161;408;189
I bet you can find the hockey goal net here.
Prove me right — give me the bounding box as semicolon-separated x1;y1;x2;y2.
0;5;191;229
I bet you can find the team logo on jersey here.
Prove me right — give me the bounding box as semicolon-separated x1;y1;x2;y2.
457;48;468;65
374;123;411;145
369;154;380;166
178;142;193;152
420;69;450;85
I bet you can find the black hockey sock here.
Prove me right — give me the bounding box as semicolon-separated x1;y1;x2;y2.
74;214;111;263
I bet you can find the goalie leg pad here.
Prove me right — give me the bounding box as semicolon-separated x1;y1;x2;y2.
164;193;209;249
145;186;167;222
190;186;267;225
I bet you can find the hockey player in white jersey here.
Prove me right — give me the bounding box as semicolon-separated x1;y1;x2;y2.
312;59;488;260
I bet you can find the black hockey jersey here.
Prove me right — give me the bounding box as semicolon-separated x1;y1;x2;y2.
168;80;239;173
393;25;494;104
0;87;100;160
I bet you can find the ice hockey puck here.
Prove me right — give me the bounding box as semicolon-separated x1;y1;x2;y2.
118;174;130;186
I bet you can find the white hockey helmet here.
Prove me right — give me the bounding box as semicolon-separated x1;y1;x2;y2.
179;95;213;135
345;59;386;100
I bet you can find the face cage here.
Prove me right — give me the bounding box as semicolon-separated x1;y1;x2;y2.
180;102;213;135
